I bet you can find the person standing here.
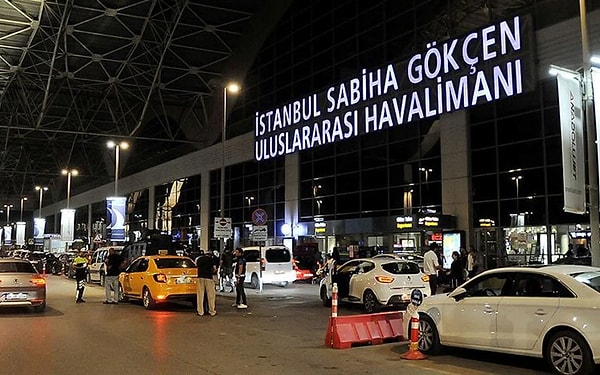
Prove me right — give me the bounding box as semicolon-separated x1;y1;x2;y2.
233;247;247;309
104;247;124;304
467;246;479;279
449;251;465;289
195;251;217;316
73;251;88;303
423;243;441;295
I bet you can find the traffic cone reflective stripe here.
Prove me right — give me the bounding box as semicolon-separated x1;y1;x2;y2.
401;312;427;360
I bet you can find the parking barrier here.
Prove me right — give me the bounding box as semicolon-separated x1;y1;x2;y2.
325;282;404;349
400;310;427;360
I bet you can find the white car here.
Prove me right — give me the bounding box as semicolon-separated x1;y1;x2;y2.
319;257;430;313
415;265;600;375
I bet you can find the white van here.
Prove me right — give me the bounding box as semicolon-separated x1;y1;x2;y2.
87;246;124;286
242;245;296;288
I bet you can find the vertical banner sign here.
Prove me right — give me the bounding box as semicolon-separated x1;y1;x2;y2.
3;226;11;245
60;208;76;242
33;218;46;246
107;196;127;241
16;222;26;246
592;67;600;204
557;72;585;214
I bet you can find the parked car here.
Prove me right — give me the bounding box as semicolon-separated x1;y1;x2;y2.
242;246;297;288
88;246;124;285
26;251;60;274
56;251;79;278
415;265;600;375
0;259;46;313
293;256;318;283
118;255;197;310
319;257;430;313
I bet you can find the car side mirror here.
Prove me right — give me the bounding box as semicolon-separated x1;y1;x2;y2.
449;287;468;301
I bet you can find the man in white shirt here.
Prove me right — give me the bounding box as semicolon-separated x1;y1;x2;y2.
423;243;441;295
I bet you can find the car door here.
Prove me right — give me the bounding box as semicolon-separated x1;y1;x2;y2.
496;272;562;350
333;261;360;298
122;258;143;295
348;260;375;300
441;272;510;349
125;258;149;297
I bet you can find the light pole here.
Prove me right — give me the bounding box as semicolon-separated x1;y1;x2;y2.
512;175;523;213
19;197;27;221
3;204;13;225
35;186;48;218
107;141;129;196
62;169;79;209
220;82;240;251
419;167;433;184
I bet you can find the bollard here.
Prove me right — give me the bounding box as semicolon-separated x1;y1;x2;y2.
400;310;427;360
42;262;46;277
61;263;65;277
331;282;338;318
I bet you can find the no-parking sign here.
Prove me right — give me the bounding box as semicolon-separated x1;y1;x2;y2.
251;208;268;225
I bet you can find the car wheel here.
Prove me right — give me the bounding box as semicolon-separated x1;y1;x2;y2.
100;273;105;287
33;302;46;313
142;287;155;310
363;290;380;313
417;313;441;355
546;330;594;375
280;281;289;288
320;285;331;307
250;273;259;289
118;283;129;302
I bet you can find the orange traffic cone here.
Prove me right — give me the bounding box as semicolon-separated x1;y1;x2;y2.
401;312;428;360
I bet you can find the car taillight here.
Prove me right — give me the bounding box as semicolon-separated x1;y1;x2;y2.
375;275;395;283
30;276;46;286
261;258;266;272
421;275;430;282
153;274;168;283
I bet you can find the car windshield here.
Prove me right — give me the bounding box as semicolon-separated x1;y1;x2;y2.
154;258;195;269
265;248;291;263
381;261;420;275
0;262;37;273
571;271;600;293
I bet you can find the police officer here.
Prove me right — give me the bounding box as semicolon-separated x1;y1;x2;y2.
73;251;88;303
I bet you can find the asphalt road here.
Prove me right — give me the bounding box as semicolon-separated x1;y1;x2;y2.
0;276;552;375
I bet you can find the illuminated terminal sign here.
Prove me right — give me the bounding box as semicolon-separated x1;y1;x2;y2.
396;216;413;229
418;216;440;227
395;214;455;230
315;221;327;234
479;218;496;227
255;15;534;161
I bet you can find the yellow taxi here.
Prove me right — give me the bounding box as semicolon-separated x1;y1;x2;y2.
118;255;197;310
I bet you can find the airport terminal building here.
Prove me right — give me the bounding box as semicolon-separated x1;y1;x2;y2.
39;1;600;268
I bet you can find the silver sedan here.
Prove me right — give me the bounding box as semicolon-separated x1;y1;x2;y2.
0;258;47;313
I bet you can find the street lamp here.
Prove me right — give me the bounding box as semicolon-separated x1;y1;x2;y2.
512;175;523;213
3;204;13;225
220;82;240;251
35;186;48;218
19;197;27;221
61;169;79;209
419;167;433;184
107;141;129;196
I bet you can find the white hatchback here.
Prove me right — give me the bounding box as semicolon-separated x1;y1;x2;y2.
415;265;600;375
319;257;430;313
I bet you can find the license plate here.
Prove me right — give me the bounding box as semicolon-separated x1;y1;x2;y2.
1;292;28;301
274;271;284;275
176;276;192;284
